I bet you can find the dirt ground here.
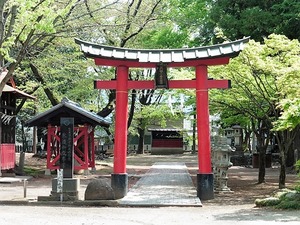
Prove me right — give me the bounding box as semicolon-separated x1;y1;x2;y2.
14;152;299;205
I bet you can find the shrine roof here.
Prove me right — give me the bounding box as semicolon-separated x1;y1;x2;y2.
3;85;36;99
75;37;250;67
26;97;110;127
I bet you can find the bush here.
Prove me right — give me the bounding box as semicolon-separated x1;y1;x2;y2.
276;200;300;210
255;190;300;209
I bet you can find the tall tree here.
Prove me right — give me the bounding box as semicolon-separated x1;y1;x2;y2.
269;35;300;188
210;34;300;187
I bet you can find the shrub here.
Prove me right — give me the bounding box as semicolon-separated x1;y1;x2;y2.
255;197;281;207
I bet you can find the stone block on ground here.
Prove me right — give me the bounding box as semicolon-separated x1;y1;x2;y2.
85;178;115;200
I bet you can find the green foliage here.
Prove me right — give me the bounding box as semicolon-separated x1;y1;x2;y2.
255;189;300;209
210;38;278;125
210;34;300;132
0;0;76;63
166;0;213;45
129;102;183;136
137;26;189;49
276;200;300;210
204;0;300;43
276;191;300;209
270;36;300;130
27;37;100;111
23;166;45;178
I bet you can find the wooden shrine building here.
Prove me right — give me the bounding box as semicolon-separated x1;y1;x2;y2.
149;128;183;155
26;98;110;174
0;78;35;173
75;37;249;200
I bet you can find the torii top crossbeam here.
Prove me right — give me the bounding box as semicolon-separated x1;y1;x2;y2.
75;37;249;200
75;37;249;68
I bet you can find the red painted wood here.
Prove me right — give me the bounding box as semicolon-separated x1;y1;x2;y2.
196;66;212;174
95;79;230;90
90;129;95;168
128;80;154;89
0;144;15;170
46;125;95;171
94;80;117;89
113;66;128;174
84;126;89;169
152;139;183;148
94;57;230;68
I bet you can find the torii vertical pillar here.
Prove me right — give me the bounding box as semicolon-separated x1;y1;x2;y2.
111;66;129;199
196;65;214;200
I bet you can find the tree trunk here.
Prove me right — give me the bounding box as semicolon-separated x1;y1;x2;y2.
279;145;287;189
30;63;59;106
258;146;266;183
97;90;116;118
243;129;252;152
137;127;145;154
17;152;25;175
279;157;286;189
275;129;298;189
286;146;295;167
252;118;271;184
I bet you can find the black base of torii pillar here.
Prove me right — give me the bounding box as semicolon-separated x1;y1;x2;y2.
111;174;128;199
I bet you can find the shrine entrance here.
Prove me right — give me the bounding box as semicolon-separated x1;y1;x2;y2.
75;37;249;200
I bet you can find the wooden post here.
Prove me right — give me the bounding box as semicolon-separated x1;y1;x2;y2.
111;66;129;199
195;65;214;200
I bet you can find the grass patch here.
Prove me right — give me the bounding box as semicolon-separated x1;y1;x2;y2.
23;166;45;177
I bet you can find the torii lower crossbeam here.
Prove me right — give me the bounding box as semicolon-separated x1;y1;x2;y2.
95;79;230;90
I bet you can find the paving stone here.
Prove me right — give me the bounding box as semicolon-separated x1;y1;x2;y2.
119;162;202;207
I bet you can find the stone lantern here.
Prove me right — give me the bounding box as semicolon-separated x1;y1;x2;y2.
211;135;234;192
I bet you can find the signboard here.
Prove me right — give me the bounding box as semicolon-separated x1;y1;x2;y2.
60;117;74;178
57;169;63;193
154;63;168;89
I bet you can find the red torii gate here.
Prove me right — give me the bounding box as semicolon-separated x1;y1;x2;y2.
75;37;249;200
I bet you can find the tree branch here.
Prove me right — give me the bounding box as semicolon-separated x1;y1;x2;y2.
29;63;59;106
120;0;161;47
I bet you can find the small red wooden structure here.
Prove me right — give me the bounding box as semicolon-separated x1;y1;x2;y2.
75;37;249;199
0;76;35;171
149;128;183;154
26;98;110;173
46;125;95;171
